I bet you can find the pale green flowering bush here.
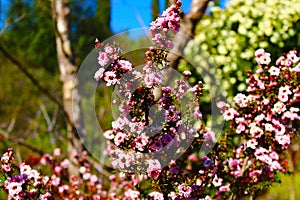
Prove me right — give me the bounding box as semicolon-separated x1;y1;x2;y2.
182;0;300;101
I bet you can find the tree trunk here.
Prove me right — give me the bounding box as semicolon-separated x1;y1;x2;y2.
51;0;84;176
167;0;210;69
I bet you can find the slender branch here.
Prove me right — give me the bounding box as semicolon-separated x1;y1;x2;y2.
0;129;44;155
0;13;25;35
0;43;75;129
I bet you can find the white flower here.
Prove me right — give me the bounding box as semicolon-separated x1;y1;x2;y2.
268;66;280;76
272;102;286;114
148;191;164;200
212;175;223;187
247;139;258;149
94;68;105;81
265;123;274;132
7;182;22;196
20;163;31;174
103;130;115;140
223;108;238;121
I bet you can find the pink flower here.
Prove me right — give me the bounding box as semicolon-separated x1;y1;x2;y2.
270;161;282;171
134;136;149;152
269;151;279;160
276;56;293;67
58;185;70;194
112;115;129;131
287;50;299;64
254;49;265;57
278;86;292;102
90;175;98;183
264;123;274;132
60;159;69;168
118;60;132;72
203;128;216;142
216;101;228;110
147;159;162;178
255;49;271;65
223;108;238;121
103;71;118;86
254;113;265;123
40;192;52;200
125;189;140;199
178;184;192;198
94;68;105;81
98;52;109;66
83;173;91;180
53;148;61;157
144;71;162;88
291;63;300;72
54;166;62;175
250;125;264;138
234;93;247;107
104;45;114;54
183;70;192;77
165;106;180;122
118;103;130;114
282;111;300;121
1;164;11;172
114;132;127;146
51;176;61;186
278;94;289;102
148;191;164;200
219;184;230;193
275;134;290;149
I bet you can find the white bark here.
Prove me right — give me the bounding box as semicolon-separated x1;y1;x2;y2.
51;0;84;176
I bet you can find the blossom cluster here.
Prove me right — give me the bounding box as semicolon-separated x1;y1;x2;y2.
0;148;52;200
93;0;200;177
94;42;132;86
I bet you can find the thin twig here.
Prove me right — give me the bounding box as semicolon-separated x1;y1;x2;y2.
0;43;75;129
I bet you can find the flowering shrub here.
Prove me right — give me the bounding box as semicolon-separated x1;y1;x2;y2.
1;0;300;199
183;0;300;100
0;148;52;199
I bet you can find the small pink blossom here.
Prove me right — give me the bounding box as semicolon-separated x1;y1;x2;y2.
178;184;192;198
114;132;127;146
250;125;264;138
94;68;105;81
98;52;109;66
255;49;271;65
223;108;238;121
103;71;118;86
148;191;164;200
53;148;61;157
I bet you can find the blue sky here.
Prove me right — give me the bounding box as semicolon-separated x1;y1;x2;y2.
0;0;229;35
110;0;192;33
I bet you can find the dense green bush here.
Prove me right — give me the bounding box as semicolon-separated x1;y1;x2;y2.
182;0;300;101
